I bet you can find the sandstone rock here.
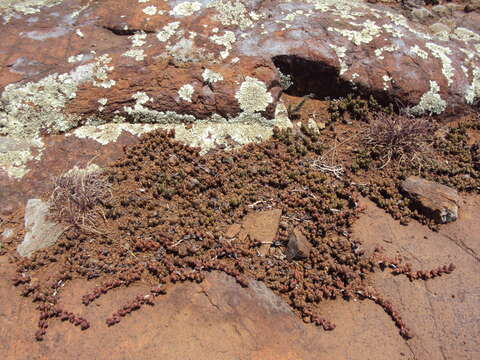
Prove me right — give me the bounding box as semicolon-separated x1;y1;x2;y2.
17;199;66;257
0;0;478;148
224;223;241;239
401;176;460;224
286;228;312;261
241;209;282;256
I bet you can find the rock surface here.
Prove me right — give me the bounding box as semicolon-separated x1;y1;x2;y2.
286;227;312;260
401;176;460;223
1;195;479;359
239;208;282;255
0;0;479;143
16;199;66;257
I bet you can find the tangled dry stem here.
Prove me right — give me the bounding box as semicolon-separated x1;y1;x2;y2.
49;168;112;227
365;114;435;165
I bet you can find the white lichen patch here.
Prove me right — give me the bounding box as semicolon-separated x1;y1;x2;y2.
409;80;446;116
156;22;181;42
235;77;273;113
71;123;163;145
425;42;454;86
382;74;392;90
465;67;480;105
131;32;147;47
75;28;84;38
201;69;223;84
329;44;348;75
142;5;157;15
210;31;236;59
123;92;152;114
206;0;257;30
178;84;194;102
452;27;480;43
374;44;399;60
67;54;85;63
1;0;63;23
122;48;146;61
410;45;429;60
170;1;202;17
98;97;108;111
328;20;381;46
92;54;116;88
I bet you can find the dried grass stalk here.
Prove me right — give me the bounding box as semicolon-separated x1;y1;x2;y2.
49;166;111;227
365;113;435;163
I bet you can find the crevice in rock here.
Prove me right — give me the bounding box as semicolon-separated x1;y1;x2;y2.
102;26;155;36
272;55;392;106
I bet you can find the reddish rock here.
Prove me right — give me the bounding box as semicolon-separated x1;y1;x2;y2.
241;209;282;256
401;176;460;223
224;223;241;238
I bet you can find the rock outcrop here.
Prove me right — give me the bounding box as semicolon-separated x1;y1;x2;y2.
401;176;460;223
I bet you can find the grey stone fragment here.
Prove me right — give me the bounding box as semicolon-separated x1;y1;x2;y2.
401;176;460;224
17;199;66;257
429;22;451;35
432;5;451;17
411;8;433;22
286;228;312;260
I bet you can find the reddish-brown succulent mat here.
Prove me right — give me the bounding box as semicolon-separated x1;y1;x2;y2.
8;121;464;342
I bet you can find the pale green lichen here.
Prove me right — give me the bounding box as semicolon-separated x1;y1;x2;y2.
70;103;291;154
0;137;44;178
452;27;480;43
0;0;62;23
0;64;93;138
122;49;146;61
92;54;116;88
278;71;293;90
409;80;446;116
425;42;454;86
207;0;258;30
235;77;273;113
328;20;381;46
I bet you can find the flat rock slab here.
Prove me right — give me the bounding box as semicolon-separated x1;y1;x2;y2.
352;196;480;360
16;199;66;257
401;176;460;223
0;266;413;360
240;208;282;255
